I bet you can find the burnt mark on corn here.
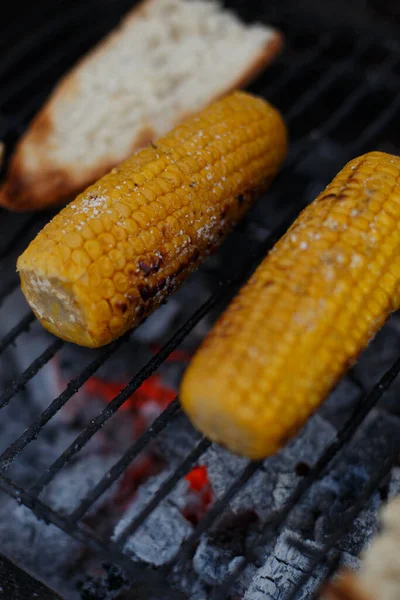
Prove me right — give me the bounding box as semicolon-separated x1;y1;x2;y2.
116;301;128;314
139;260;152;276
319;193;336;202
138;285;153;301
263;280;275;289
138;254;162;276
151;142;157;149
189;182;196;188
236;194;245;206
138;276;169;301
127;293;139;305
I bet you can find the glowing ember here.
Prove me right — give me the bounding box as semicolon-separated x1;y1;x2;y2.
84;374;176;412
150;345;192;364
184;465;213;524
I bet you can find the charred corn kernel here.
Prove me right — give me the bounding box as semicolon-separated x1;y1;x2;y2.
17;92;287;347
181;151;400;460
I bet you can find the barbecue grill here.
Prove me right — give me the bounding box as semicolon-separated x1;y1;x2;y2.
1;1;400;599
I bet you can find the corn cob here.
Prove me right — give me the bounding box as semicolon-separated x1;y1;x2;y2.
17;92;287;347
181;151;400;459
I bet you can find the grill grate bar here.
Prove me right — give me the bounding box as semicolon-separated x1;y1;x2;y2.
68;399;182;523
0;335;128;474
257;35;332;98
208;350;400;594
284;43;366;122
285;452;397;600
0;474;166;587
347;90;400;154
308;52;399;142
0;338;63;415
287;51;400;165
0;312;35;358
168;461;262;569
114;437;211;546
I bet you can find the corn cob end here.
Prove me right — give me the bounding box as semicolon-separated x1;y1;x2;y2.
18;264;102;347
180;370;292;459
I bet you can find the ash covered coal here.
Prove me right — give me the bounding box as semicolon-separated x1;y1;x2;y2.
193;510;260;586
112;471;193;566
0;453;120;600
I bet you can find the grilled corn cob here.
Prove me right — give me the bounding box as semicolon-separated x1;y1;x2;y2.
17;92;287;347
181;151;400;459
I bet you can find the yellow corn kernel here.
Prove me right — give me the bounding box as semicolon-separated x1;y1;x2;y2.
181;151;400;460
17;92;287;347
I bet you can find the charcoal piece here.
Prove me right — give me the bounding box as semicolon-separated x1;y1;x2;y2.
269;415;336;526
0;500;81;599
304;410;399;543
193;511;259;585
339;552;360;572
155;412;202;464
202;445;248;497
244;530;324;600
46;453;120;515
202;445;277;520
170;563;210;600
336;509;379;555
319;377;361;428
78;577;113;600
112;472;192;566
275;413;337;470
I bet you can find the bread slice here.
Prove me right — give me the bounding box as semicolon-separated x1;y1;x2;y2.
322;572;372;600
0;0;282;211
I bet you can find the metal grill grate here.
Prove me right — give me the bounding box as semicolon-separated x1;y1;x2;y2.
1;1;400;598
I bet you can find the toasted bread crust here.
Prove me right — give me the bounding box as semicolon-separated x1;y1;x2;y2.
322;572;372;600
0;2;282;212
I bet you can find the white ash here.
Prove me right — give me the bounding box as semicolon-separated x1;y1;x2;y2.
268;414;336;515
202;445;278;521
112;471;192;566
244;529;325;600
335;509;379;556
244;529;361;600
286;410;398;542
193;510;260;587
275;413;337;471
0;497;81;600
169;564;210;600
46;453;121;516
0;453;122;598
